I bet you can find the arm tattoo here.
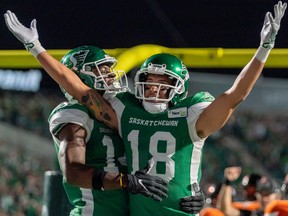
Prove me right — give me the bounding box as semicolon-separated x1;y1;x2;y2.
81;92;113;126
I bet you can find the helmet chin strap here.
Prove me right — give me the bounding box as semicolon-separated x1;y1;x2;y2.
142;101;168;114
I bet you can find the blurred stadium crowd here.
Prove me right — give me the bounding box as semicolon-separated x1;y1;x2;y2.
0;139;52;215
0;91;287;215
0;91;61;215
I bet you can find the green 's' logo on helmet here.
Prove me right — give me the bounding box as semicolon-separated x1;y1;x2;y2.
70;50;89;69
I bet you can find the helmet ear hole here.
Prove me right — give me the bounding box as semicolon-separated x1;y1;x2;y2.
84;65;94;72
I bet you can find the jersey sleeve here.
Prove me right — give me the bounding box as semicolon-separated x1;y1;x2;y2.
108;92;132;138
187;92;214;143
48;102;94;142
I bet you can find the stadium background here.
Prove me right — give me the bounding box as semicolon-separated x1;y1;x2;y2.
1;0;288;215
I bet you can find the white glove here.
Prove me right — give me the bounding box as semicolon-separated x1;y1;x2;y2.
255;1;287;62
4;10;45;57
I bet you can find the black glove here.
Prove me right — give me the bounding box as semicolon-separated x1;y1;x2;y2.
179;183;205;214
123;160;169;202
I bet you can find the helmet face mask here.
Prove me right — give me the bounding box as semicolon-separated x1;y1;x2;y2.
135;53;189;111
60;46;129;100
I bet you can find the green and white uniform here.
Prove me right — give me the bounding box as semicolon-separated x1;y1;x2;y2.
110;91;214;216
48;102;128;216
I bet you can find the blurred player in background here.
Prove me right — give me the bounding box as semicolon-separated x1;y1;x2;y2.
241;173;262;201
228;172;262;213
217;166;282;216
263;174;288;216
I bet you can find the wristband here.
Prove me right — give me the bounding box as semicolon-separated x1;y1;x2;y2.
223;178;231;186
119;173;128;189
254;46;271;63
24;40;46;57
119;173;124;188
92;169;107;190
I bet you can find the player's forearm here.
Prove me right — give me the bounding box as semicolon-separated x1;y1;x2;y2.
37;51;90;101
226;0;287;107
217;185;240;216
227;57;264;106
82;89;119;131
64;163;122;190
37;52;117;128
37;52;118;129
64;164;94;188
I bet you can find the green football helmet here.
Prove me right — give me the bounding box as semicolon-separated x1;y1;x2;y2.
60;45;129;100
134;53;190;106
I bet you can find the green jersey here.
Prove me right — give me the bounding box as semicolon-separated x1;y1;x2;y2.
48;101;128;216
110;91;214;216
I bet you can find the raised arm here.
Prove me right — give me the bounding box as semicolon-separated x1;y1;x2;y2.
216;167;242;216
4;10;118;130
38;52;118;130
196;1;287;138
